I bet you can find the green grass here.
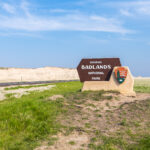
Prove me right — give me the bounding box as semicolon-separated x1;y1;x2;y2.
85;123;91;128
134;79;150;93
47;137;58;146
0;79;150;150
0;81;82;150
5;93;16;98
4;84;52;91
134;79;150;87
87;98;150;150
119;119;127;126
129;136;150;150
68;141;76;145
134;86;150;93
89;135;127;150
88;134;150;150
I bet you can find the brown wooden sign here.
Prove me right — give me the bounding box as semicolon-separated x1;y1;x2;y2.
77;58;121;82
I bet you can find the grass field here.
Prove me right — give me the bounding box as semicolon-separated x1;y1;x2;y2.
134;79;150;87
0;82;82;150
0;79;149;150
134;79;150;93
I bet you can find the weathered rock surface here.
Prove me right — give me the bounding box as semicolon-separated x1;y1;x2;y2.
0;67;79;83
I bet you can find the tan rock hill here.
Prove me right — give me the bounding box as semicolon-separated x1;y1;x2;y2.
0;67;79;83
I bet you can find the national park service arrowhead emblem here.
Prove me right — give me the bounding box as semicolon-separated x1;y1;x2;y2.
115;67;128;84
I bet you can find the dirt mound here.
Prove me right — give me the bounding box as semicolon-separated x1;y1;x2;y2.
48;95;64;101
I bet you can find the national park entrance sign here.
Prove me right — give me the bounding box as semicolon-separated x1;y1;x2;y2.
77;58;121;82
77;58;136;96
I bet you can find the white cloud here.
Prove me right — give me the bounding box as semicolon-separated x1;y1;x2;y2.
20;1;31;17
108;1;150;16
75;0;99;6
120;9;133;17
0;31;43;38
50;9;67;13
128;1;150;16
1;3;15;14
107;1;150;7
82;35;108;43
0;14;131;33
0;1;131;34
50;9;79;14
147;42;150;46
136;6;150;15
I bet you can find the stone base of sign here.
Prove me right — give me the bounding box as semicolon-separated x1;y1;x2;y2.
82;67;136;96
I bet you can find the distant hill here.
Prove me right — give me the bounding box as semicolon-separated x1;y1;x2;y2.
0;67;79;83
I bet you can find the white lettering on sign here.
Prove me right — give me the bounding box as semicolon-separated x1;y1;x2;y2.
81;65;111;70
90;61;102;64
92;77;101;80
88;72;104;75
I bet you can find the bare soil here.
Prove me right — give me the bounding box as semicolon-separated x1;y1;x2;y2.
47;95;64;101
35;91;150;150
0;85;55;100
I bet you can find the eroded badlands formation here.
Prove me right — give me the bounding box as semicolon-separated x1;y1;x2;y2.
0;67;79;83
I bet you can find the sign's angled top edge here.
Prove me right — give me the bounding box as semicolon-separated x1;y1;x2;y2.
80;58;120;60
77;58;121;69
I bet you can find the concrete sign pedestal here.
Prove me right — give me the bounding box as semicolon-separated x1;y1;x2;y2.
82;66;136;96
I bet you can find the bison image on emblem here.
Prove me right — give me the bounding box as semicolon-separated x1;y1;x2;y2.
115;67;128;84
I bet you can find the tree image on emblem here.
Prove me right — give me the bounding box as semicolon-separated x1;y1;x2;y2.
117;70;125;84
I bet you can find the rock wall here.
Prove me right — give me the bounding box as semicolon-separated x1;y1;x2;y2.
0;67;79;83
82;66;136;96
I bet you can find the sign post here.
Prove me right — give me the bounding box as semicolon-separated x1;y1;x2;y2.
77;58;136;96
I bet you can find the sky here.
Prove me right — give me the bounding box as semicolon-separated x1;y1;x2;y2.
0;0;150;77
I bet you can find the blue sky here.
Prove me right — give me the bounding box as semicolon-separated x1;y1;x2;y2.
0;0;150;76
